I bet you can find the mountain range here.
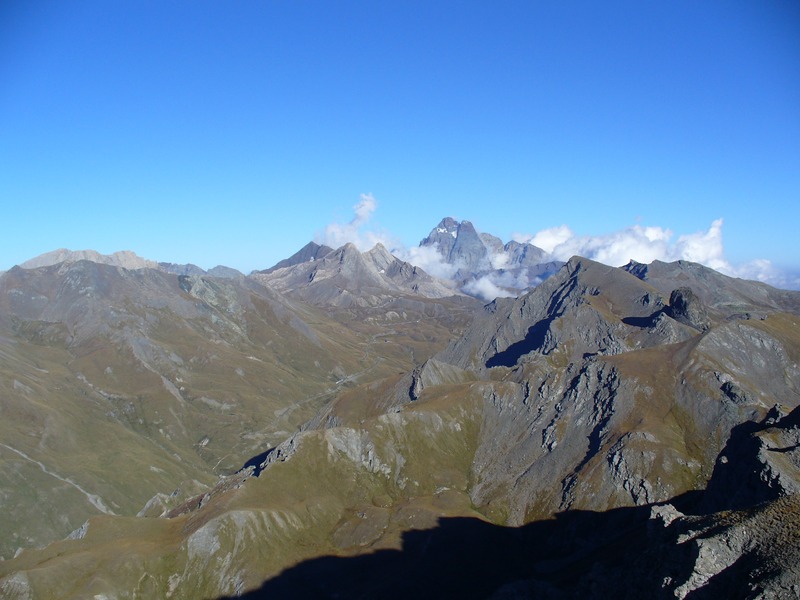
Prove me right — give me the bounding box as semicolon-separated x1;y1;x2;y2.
1;218;799;599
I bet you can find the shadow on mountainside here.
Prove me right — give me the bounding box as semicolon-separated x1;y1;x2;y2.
621;309;664;328
219;502;699;600
486;316;555;368
220;408;800;599
238;449;272;477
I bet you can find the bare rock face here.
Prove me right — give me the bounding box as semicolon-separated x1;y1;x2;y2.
408;358;477;400
668;286;711;331
624;258;800;318
423;255;800;542
702;405;800;512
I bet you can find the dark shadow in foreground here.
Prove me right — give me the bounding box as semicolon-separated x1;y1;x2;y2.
219;501;704;600
222;408;800;599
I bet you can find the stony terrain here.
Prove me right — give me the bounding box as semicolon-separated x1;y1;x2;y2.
1;242;800;599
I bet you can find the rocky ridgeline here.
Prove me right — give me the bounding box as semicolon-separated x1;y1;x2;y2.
252;242;462;307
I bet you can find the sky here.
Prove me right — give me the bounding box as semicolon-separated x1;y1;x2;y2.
2;1;799;287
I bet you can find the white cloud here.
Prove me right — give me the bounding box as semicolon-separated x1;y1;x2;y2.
315;193;399;251
524;224;672;266
509;218;800;290
516;221;726;268
459;269;544;301
717;258;800;290
462;275;516;302
353;192;377;225
528;225;574;254
671;218;728;271
488;251;510;270
398;244;459;280
587;225;673;267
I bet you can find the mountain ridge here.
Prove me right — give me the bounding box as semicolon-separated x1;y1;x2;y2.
12;215;571;303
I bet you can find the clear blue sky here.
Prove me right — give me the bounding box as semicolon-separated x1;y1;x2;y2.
2;1;799;282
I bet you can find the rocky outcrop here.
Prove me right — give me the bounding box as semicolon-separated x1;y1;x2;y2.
427;256;800;528
702;405;800;512
625;258;800;319
667;286;711;330
408;358;477;400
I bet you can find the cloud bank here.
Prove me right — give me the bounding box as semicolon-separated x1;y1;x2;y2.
462;270;544;301
317;195;798;294
515;220;728;271
513;218;800;288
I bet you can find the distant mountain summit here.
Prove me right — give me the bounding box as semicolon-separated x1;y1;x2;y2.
21;248;159;270
419;217;563;298
256;241;335;274
420;217;492;275
20;248;243;279
255;218;564;304
253;241;461;307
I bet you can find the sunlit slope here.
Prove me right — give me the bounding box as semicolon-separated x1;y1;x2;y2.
0;259;474;559
0;383;487;599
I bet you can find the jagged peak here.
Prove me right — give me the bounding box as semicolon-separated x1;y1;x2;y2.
435;216;460;230
457;219;477;233
367;241;391;254
259;240;335;274
328;243;372;271
338;242;360;253
366;242;396;262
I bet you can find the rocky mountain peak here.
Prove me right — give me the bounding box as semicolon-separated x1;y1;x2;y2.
365;243;396;269
434;216;460;236
417;218;562;299
251;241;462;307
258;241;334;274
667;287;711;331
419;217;463;260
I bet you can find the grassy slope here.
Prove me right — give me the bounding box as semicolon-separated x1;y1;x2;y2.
0;383;487;599
0;265;473;560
